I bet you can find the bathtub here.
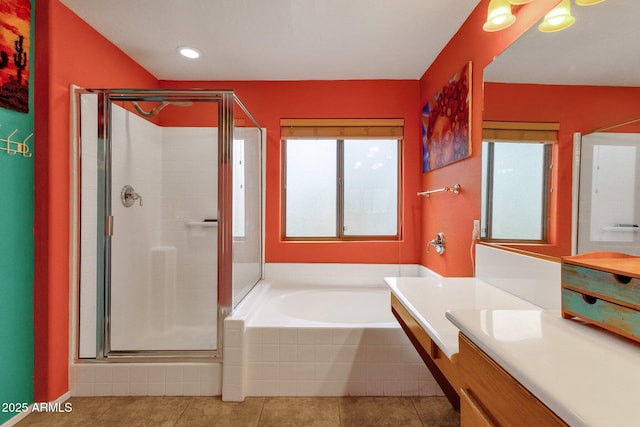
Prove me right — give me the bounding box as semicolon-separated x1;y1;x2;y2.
222;264;443;401
246;283;397;327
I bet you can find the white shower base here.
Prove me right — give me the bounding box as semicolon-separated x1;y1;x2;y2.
111;325;217;351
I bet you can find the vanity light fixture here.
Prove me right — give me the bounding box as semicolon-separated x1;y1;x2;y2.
483;0;517;32
538;0;575;32
177;46;202;59
482;0;534;33
484;0;604;33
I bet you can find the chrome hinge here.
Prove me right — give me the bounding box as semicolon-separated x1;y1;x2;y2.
105;215;114;236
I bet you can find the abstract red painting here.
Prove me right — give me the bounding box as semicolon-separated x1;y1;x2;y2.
0;0;30;113
421;62;471;172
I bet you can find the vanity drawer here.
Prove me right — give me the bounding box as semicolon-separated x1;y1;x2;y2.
561;288;640;342
561;263;640;309
459;334;566;427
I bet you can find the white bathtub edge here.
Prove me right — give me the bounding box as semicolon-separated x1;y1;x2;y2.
263;263;422;286
230;280;271;320
417;264;442;278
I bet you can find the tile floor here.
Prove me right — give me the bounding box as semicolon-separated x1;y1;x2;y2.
16;396;460;427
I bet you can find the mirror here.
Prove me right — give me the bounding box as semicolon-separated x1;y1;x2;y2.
482;1;640;258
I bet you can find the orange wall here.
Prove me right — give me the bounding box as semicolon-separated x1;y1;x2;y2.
485;83;640;135
417;0;561;276
34;0;564;401
35;0;422;400
159;80;423;264
484;82;640;257
34;0;158;401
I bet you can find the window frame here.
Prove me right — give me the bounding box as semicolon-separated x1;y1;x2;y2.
481;121;558;244
280;119;403;241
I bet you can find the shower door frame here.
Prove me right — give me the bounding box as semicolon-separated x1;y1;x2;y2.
74;88;261;360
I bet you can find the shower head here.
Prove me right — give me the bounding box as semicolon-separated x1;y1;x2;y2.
130;100;193;118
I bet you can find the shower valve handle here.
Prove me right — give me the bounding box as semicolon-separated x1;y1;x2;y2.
427;232;445;255
121;185;143;207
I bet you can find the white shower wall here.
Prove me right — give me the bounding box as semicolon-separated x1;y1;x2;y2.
79;103;219;356
160;127;218;336
110;106;164;350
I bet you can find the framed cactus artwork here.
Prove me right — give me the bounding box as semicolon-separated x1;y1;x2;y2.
421;62;471;173
0;0;31;113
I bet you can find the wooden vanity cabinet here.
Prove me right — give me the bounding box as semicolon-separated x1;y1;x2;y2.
458;334;567;427
390;294;461;410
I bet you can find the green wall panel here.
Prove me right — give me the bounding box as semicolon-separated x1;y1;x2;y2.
0;0;35;423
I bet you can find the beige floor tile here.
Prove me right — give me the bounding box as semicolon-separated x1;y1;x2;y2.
16;397;119;427
411;396;460;427
92;396;191;427
339;396;423;427
14;395;457;427
258;397;340;427
175;396;264;427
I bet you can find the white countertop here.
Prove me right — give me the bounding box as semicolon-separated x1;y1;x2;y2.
384;276;539;358
384;275;640;427
446;308;640;427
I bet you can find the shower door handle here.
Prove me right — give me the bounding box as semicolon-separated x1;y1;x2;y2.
105;215;114;236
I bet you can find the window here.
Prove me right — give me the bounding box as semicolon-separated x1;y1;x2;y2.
281;119;402;240
481;121;557;242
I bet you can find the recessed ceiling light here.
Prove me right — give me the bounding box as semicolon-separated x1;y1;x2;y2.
177;46;201;59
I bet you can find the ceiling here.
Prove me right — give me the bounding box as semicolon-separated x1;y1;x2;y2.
485;1;639;86
60;0;481;81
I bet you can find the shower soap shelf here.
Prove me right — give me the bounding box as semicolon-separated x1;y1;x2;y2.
561;252;640;344
601;225;640;232
186;219;218;227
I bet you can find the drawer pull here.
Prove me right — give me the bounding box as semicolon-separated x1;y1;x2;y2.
582;294;597;305
613;274;632;284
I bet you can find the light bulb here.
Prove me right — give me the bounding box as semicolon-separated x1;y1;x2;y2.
538;0;575;32
483;0;517;32
177;46;202;59
575;0;605;5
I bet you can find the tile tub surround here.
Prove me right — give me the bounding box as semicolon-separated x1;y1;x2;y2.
223;264;444;401
263;263;427;287
223;304;440;401
244;326;439;398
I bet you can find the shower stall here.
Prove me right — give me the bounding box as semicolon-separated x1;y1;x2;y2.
575;132;640;256
72;89;263;359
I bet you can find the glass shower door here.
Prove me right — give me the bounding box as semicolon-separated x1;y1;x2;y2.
232;125;263;307
106;97;219;353
76;89;263;359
